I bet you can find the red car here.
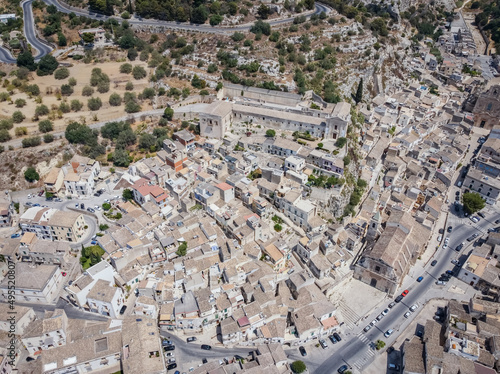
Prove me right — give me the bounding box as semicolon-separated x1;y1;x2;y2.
401;289;409;297
61;272;67;277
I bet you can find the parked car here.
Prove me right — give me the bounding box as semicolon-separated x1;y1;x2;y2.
80;203;84;209
388;302;396;308
409;304;419;312
119;305;127;315
201;344;212;350
167;358;176;364
395;295;404;303
363;325;371;332
470;216;480;223
87;208;95;213
417;276;424;282
456;243;465;251
61;272;67;277
162;340;173;346
164;345;175;351
370;319;377;326
401;289;409;297
467;234;479;242
10;233;20;238
167;363;177;370
338;365;349;374
333;332;342;342
186;337;197;343
477;212;485;218
299;346;307;356
451;259;459;265
376;314;384;321
446;270;454;275
382;308;390;316
447;226;453;233
437;235;442;243
384;329;394;338
329;334;338;344
404;311;412;318
431;260;438;266
319;339;328;349
436;280;446;285
165;352;174;357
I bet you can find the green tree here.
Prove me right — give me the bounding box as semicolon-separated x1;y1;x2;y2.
335;137;347;148
122;188;133;201
139;133;156;150
15;98;26;108
0;129;11;142
87;97;102;111
191;5;208;24
266;129;276;137
120;63;133;74
99;224;109;231
35;104;50;117
54;67;70;80
82;32;95;44
132;66;147;80
343;156;351;166
36;55;59;76
354;78;363;104
164;107;174;120
290;361;306;374
176;241;187;256
16;51;36;71
258;4;270;19
109;93;122;106
375;340;386;350
70;100;83;111
82;86;94;96
24;167;40;182
61;84;74;96
462;192;485;214
274;224;282;232
102;202;111;210
12;111;25;123
113;148;131;166
22;136;41;148
38;120;53;133
58;32;67;47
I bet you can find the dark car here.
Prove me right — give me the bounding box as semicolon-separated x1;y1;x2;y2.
87;207;95;213
431;260;438;266
202;358;208;364
299;346;307;356
467;233;479;242
446;270;454;275
80;203;84;209
455;191;460;196
333;332;342;341
338;365;349;374
10;233;20;238
329;334;338;344
201;344;212;350
162;340;173;346
119;305;127;315
447;226;453;233
186;337;197;343
395;295;404;303
455;243;464;252
164;345;175;351
167;363;177;370
26;356;35;362
478;212;485;218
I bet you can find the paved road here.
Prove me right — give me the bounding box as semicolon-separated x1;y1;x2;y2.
309;208;500;374
0;0;330;63
22;0;54;61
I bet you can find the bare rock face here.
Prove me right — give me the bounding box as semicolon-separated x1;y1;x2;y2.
326;161;360;218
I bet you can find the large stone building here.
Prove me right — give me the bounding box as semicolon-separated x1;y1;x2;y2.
200;85;350;140
472;85;500;130
19;207;86;242
354;211;430;296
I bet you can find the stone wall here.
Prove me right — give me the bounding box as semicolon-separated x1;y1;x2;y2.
222;83;302;106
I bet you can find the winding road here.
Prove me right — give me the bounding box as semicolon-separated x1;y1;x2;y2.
0;0;331;64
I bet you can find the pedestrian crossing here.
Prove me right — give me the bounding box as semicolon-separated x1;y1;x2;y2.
351;333;377;370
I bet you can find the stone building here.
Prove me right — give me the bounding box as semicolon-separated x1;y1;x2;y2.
354;211;430;296
472;85;500;130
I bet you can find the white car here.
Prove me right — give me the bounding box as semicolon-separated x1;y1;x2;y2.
384;329;394;338
409;304;419;312
444;237;450;245
404;311;411;318
104;199;110;203
437;235;442;243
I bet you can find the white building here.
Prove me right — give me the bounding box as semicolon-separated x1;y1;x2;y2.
284;155;305;172
86;279;125;318
22;309;68;356
62;155;100;196
0;263;63;304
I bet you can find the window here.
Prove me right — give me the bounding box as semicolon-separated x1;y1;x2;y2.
375;266;381;272
487;103;492;111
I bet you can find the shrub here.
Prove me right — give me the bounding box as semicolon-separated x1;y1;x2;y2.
266;129;276;137
290;361;306;374
38;120;53;133
164;107;174;120
59;102;71;113
82;86;94;96
61;84;74;96
109;93;122;106
0;129;12;142
87;97;103;111
12;111;25;123
35;104;50;116
54;67;70;80
22;136;41;148
70;99;83;111
120;63;133;74
24;167;40;182
43;134;54;143
274;223;282;232
68;77;77;86
132;66;147;80
15;127;27;136
15;98;26;108
125;81;134;91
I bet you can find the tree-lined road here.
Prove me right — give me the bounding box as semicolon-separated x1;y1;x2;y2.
0;0;331;63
